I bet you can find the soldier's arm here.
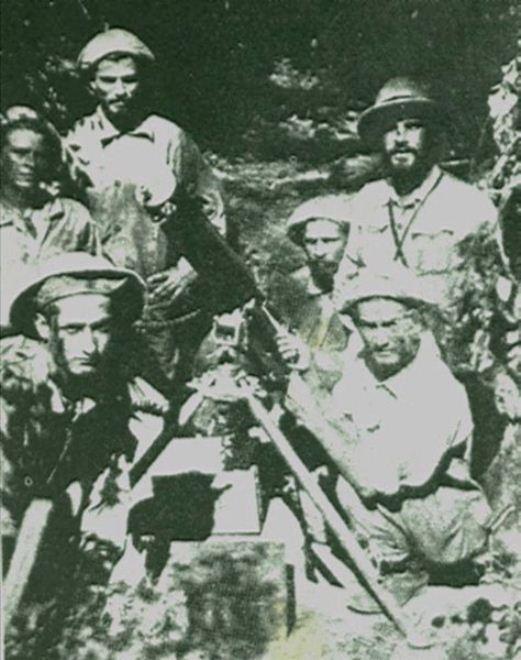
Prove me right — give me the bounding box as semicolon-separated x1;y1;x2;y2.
62;199;102;256
171;130;226;235
285;373;378;501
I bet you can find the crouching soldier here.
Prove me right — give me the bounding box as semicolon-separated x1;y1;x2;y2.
294;268;493;606
269;195;358;391
1;252;168;594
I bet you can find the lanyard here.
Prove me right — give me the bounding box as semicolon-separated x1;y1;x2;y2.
386;171;444;266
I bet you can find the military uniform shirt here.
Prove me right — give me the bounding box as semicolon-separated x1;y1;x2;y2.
65;107;225;277
0;197;100;326
329;333;475;497
335;166;498;305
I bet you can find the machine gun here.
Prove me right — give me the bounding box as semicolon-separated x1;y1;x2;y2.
167;192;290;385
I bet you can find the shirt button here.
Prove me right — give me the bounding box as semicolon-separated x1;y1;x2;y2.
24;476;34;487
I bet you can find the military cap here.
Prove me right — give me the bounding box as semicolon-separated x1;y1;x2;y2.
287;194;356;246
358;77;448;146
337;266;439;315
78;28;155;70
2;106;39;123
10;252;145;337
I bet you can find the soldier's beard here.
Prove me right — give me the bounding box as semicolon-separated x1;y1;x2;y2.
102;98;144;132
56;364;111;400
384;146;438;196
309;263;337;294
51;344;115;400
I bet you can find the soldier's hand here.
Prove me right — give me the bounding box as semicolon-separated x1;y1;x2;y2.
352;482;377;502
275;330;310;368
147;268;196;303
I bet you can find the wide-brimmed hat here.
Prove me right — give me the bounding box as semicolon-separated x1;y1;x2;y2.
10;252;145;338
337;266;439;315
78;28;155;70
287;194;356;245
358;78;447;146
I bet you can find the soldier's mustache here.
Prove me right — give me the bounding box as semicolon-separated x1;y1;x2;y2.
390;147;417;155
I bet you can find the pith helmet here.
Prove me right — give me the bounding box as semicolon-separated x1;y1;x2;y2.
287;194;355;246
78;28;155;70
10;252;145;338
358;77;447;146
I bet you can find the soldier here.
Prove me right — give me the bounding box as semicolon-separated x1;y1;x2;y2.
0;107;99;329
1;252;168;579
303;269;493;605
334;77;498;307
270;195;359;390
65;28;226;388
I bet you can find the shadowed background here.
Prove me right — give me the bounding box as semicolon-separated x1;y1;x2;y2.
1;0;519;160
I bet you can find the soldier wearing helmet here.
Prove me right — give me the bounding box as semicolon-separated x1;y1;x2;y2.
1;253;168;577
335;77;498;307
298;268;493;609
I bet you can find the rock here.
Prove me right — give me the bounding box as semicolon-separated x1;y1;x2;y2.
160;540;291;657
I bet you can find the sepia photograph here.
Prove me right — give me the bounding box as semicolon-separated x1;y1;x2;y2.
1;1;520;657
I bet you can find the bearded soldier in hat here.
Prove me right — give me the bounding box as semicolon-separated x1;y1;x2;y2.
293;267;493;607
64;28;226;389
334;78;498;307
1;253;168;580
268;195;361;390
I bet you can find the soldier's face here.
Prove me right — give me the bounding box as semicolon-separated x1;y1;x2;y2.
90;56;141;120
354;298;422;380
383;118;429;174
302;219;348;277
47;294;115;380
1;128;47;193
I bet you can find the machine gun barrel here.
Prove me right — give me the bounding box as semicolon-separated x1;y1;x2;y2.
170;193;262;314
170;194;290;379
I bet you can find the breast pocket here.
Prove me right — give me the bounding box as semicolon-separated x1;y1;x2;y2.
410;228;457;274
358;224;397;268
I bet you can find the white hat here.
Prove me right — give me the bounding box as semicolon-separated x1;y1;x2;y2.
287;194;356;245
78;28;155;70
338;266;439;314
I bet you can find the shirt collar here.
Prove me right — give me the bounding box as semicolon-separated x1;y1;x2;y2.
0;196;63;228
382;165;443;209
96;106;156;145
44;198;65;221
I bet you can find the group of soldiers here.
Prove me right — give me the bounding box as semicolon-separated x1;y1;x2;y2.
1;27;519;634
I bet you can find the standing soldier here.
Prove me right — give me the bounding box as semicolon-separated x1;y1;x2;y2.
0;107;99;329
65;28;226;389
335;77;498;307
